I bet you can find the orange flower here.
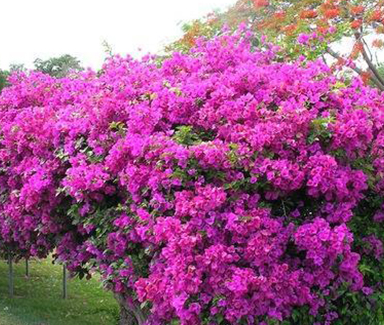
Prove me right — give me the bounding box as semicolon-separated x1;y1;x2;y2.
253;0;269;8
372;39;384;48
282;24;297;35
351;20;362;29
324;8;340;19
350;41;364;59
336;57;345;66
256;21;269;30
274;11;286;20
377;25;384;33
354;41;364;51
371;10;383;21
300;10;318;19
350;5;364;15
317;26;329;35
361;71;372;85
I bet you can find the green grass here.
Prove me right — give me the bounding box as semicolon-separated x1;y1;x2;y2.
0;257;119;325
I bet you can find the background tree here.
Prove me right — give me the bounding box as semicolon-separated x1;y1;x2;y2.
0;63;26;93
0;69;8;92
171;0;384;90
1;55;82;92
9;63;26;72
34;54;83;78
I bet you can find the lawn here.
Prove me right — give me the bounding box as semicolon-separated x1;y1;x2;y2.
0;257;119;325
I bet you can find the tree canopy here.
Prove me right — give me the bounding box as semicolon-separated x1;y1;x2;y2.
0;55;83;93
0;70;8;92
33;54;83;78
170;0;384;90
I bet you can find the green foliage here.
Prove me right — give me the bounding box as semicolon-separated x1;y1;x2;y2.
0;70;8;93
0;64;26;93
173;126;200;145
9;64;26;73
307;116;335;145
173;125;215;146
34;54;83;78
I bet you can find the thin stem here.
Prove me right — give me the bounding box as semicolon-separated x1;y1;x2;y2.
326;47;384;91
354;31;384;88
8;249;14;298
63;264;68;299
362;38;373;62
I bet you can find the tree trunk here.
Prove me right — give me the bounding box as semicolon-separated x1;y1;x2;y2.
114;293;146;325
119;303;137;325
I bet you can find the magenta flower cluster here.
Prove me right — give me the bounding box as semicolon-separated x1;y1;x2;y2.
1;30;384;324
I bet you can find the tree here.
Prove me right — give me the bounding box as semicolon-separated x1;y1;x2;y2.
1;30;384;324
1;56;82;93
9;63;26;72
171;0;384;90
33;54;83;78
0;70;8;92
0;64;27;93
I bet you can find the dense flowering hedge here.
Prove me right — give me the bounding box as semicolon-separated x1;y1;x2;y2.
1;30;384;324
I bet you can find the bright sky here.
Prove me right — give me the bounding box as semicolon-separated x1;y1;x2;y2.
0;0;236;70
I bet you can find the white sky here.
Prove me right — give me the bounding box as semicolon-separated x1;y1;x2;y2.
0;0;236;70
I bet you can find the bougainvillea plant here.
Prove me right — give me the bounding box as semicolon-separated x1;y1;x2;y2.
1;29;384;324
170;0;384;90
